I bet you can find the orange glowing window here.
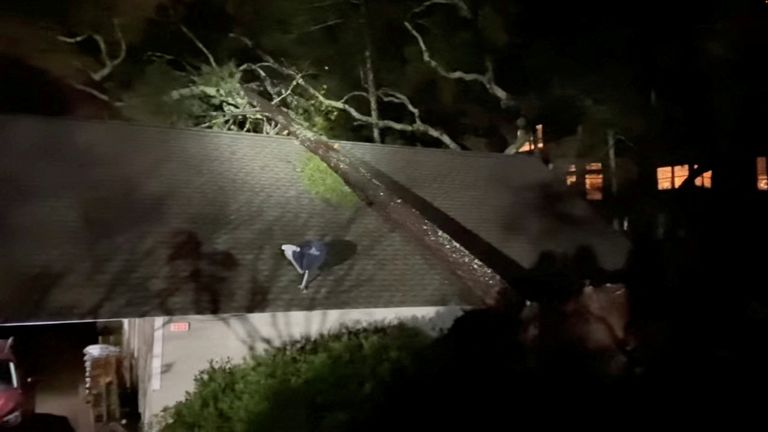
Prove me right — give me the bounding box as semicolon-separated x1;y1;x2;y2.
519;140;535;152
585;173;603;200
657;164;710;190
758;157;768;191
585;162;603;200
694;171;712;188
566;164;577;186
693;165;712;189
535;124;544;149
657;167;673;190
672;165;688;188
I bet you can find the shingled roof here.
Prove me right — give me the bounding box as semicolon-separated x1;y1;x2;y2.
0;116;629;323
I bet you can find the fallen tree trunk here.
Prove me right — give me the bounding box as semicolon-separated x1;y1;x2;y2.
244;88;522;311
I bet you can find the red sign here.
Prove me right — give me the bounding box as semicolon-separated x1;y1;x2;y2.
169;322;190;332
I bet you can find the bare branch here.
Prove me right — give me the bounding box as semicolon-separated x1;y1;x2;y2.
240;63;283;101
180;24;217;68
56;34;90;43
256;55;462;150
340;91;369;104
410;0;471;19
228;33;253;48
378;88;421;123
404;21;513;107
57;19;126;82
271;72;306;104
56;20;126;104
212;109;267;117
302;0;346;9
67;80;119;104
305;18;345;33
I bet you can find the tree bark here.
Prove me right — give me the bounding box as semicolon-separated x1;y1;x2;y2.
364;47;381;143
607;129;620;230
243;87;520;311
361;0;381;143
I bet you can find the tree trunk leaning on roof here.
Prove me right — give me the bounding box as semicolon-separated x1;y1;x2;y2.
243;87;521;311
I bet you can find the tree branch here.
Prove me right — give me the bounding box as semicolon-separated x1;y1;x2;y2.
410;0;471;19
305;18;345;33
56;34;90;44
57;19;125;103
257;54;462;150
404;21;513;107
228;33;253;48
180;24;217;68
340;91;369;104
405;1;515;108
271;72;307;104
67;80;116;104
240;63;283;102
379;88;421;123
302;0;347;9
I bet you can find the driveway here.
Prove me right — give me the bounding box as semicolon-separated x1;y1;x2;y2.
0;322;98;432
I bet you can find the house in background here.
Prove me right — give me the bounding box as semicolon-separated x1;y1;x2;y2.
0;116;630;427
517;122;768;237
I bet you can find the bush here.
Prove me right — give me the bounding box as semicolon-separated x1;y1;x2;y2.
159;324;431;432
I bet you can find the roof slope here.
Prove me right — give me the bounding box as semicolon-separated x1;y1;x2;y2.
0;116;628;323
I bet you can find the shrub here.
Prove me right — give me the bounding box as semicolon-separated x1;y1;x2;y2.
159;324;430;432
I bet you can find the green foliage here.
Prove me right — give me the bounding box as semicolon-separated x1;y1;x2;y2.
285;85;341;137
158;324;431;432
300;153;359;207
123;51;344;136
124;58;278;133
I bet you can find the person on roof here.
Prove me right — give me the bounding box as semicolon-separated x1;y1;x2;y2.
281;240;328;292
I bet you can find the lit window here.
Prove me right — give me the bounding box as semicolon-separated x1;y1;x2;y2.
692;165;712;189
519;140;535;152
535;124;544;149
585;162;603;200
657;167;673;190
585;173;603;200
758;157;768;191
673;165;689;188
694;171;712;188
657;164;711;190
566;164;577;186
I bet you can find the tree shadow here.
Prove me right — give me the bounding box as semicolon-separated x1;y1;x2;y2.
156;230;240;316
218;314;277;354
161;362;175;375
1;270;64;323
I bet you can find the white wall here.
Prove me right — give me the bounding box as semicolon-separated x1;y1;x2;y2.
143;306;463;426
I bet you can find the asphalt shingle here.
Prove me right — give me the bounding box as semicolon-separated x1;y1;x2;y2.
0;116;629;323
